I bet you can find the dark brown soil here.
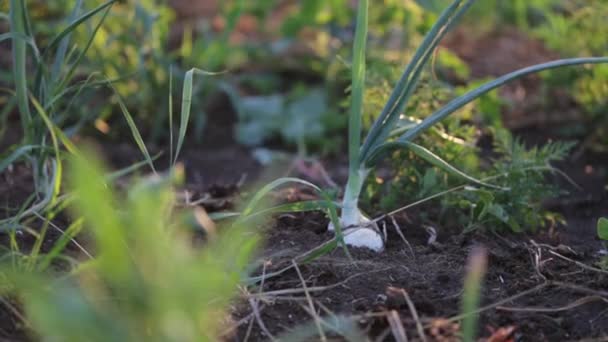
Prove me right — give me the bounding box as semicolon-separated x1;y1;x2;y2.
225;134;608;341
231;188;607;341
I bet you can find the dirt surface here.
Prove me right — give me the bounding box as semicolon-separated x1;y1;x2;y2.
225;28;608;341
226;141;608;341
231;210;607;341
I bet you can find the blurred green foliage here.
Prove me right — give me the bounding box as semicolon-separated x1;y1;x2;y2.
533;1;608;149
467;0;608;149
0;154;258;341
598;217;608;269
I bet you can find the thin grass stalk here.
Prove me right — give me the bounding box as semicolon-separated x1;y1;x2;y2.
174;68;219;165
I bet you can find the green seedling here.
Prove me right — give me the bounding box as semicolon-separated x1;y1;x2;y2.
460;246;488;342
598;217;608;269
333;0;608;251
599;217;608;241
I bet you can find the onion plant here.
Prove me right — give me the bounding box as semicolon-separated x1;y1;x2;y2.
4;0;117;202
335;0;608;251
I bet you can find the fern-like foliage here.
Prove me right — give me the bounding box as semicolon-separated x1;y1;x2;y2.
455;129;575;232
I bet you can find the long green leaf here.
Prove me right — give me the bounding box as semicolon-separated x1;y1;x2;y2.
106;80;156;173
359;0;474;162
29;96;63;203
239;177;322;217
367;141;507;190
348;0;368;172
173;68;218;165
43;0;116;55
398;57;608;143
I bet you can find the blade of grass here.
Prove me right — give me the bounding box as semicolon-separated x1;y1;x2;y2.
239;177;323;217
173;68;219;165
106;79;156;174
398;57;608;144
461;247;488;342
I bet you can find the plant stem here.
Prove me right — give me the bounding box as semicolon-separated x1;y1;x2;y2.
341;168;368;227
342;0;368;227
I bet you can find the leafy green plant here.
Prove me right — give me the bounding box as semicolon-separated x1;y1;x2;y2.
451;131;572;232
0;153;258;341
330;0;608;251
1;0;119;234
225;84;335;153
